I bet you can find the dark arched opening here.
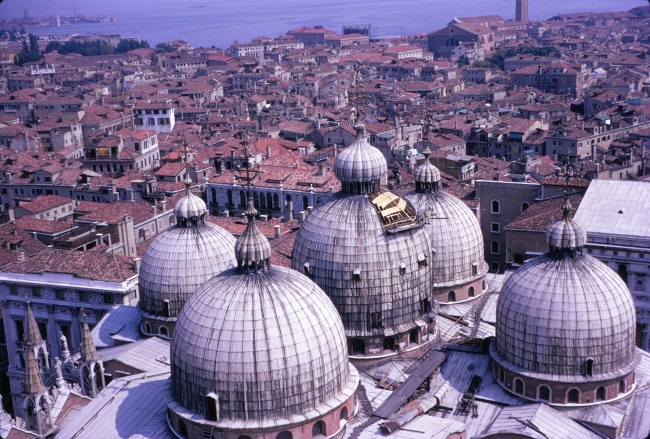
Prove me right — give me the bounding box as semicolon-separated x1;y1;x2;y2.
596;386;606;401
351;339;365;355
312;420;326;438
568;388;580;403
514;378;524;395
448;291;456;302
383;337;395;351
538;385;550;402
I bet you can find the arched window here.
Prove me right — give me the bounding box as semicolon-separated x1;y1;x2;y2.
444;37;460;47
177;419;188;437
227;189;233;206
448;291;456;302
159;326;169;337
205;393;219;421
468;287;475;297
521;202;530;213
162;299;170;317
383;337;395;351
491;240;500;254
273;193;279;210
351;339;365;355
491;200;500;214
596;386;606;401
340;407;349;428
514;378;524;395
618;264;628;285
312;420;326;438
567;388;580;403
277;432;292;439
169;215;175;225
144;322;151;334
239;190;246;207
585;358;594;377
410;329;419;345
303;196;309;210
211;188;217;203
619;379;626;394
538;385;551;402
238;436;253;439
498;367;504;382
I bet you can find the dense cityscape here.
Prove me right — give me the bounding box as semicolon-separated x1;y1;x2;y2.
0;1;648;438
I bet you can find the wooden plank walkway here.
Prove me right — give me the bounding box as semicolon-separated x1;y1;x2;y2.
373;351;446;418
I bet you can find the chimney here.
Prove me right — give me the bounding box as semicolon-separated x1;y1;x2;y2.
287;200;294;220
151;205;157;216
133;257;142;272
299;211;306;222
274;225;281;238
96;233;103;247
161;200;167;212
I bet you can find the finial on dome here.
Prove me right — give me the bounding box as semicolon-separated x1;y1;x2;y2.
235;194;272;273
545;167;586;252
414;144;441;192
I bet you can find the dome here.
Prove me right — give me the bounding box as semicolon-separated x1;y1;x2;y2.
173;191;207;220
139;188;236;319
413;146;440;188
492;208;639;404
170;266;358;427
170;200;358;431
292;193;434;340
545;197;586;250
333;122;388;194
495;252;637;378
405;190;487;291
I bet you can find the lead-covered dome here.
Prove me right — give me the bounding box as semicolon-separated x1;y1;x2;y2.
405;148;486;303
169;197;358;433
491;199;638;404
334;122;388;194
139;186;236;321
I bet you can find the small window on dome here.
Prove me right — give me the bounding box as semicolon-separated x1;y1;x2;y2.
399;263;406;274
352;268;361;281
303;262;311;276
162;299;170;317
585;358;594;377
418;254;428;267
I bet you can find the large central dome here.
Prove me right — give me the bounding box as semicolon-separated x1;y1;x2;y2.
292;122;437;360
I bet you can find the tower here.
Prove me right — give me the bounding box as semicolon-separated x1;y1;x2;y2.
516;0;529;23
78;314;105;398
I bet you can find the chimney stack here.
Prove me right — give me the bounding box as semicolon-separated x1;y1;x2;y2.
274;225;281;238
133;257;142;272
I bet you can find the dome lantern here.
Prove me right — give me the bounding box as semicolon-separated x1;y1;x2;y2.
235;195;272;273
414;145;441;192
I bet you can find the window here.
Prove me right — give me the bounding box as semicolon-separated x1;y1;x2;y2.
585;358;594;377
491;240;500;254
277;432;292;439
103;293;113;304
521;202;530;213
491;200;500;214
491;222;500;233
596;386;606;401
31;286;41;298
514;378;524;395
538;385;550;401
312;420;326;438
567;388;580;403
205;393;219;421
469;287;475;297
619;379;626;394
491;261;500;272
79;291;90;302
162;300;170;317
9;285;18;295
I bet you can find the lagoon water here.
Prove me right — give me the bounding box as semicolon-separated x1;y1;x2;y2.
0;0;646;48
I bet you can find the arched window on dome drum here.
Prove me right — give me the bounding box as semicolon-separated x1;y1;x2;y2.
469;287;475;297
351;339;365;355
205;393;219;421
277;431;293;439
340;407;349;428
410;329;419;345
618;264;628;285
567;388;580;403
596;386;606;401
448;291;456;302
312;420;326;438
491;241;500;254
177;419;188;437
619;379;626;394
159;326;169;337
383;337;395;351
585;358;594;377
514;378;524;395
491;200;500;214
498;367;504;383
538;385;550;402
144;322;151;334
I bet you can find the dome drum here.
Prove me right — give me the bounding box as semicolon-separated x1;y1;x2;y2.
491;344;638;405
140;313;174;339
167;389;357;439
433;274;487;304
347;321;438;362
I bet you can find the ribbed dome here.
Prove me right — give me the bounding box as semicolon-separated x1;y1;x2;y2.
174;191;207;220
139;223;236;318
413;147;441;187
495;250;637;379
334;122;387;194
404;190;486;288
292;193;433;338
170;265;358;427
545;198;586;250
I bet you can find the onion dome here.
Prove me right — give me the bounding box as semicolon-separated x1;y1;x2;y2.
334;122;388;195
174;174;207;224
545;196;586;250
139;180;236;320
413;146;441;191
170;203;358;432
234;196;271;273
404;150;486;301
491;202;638;404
